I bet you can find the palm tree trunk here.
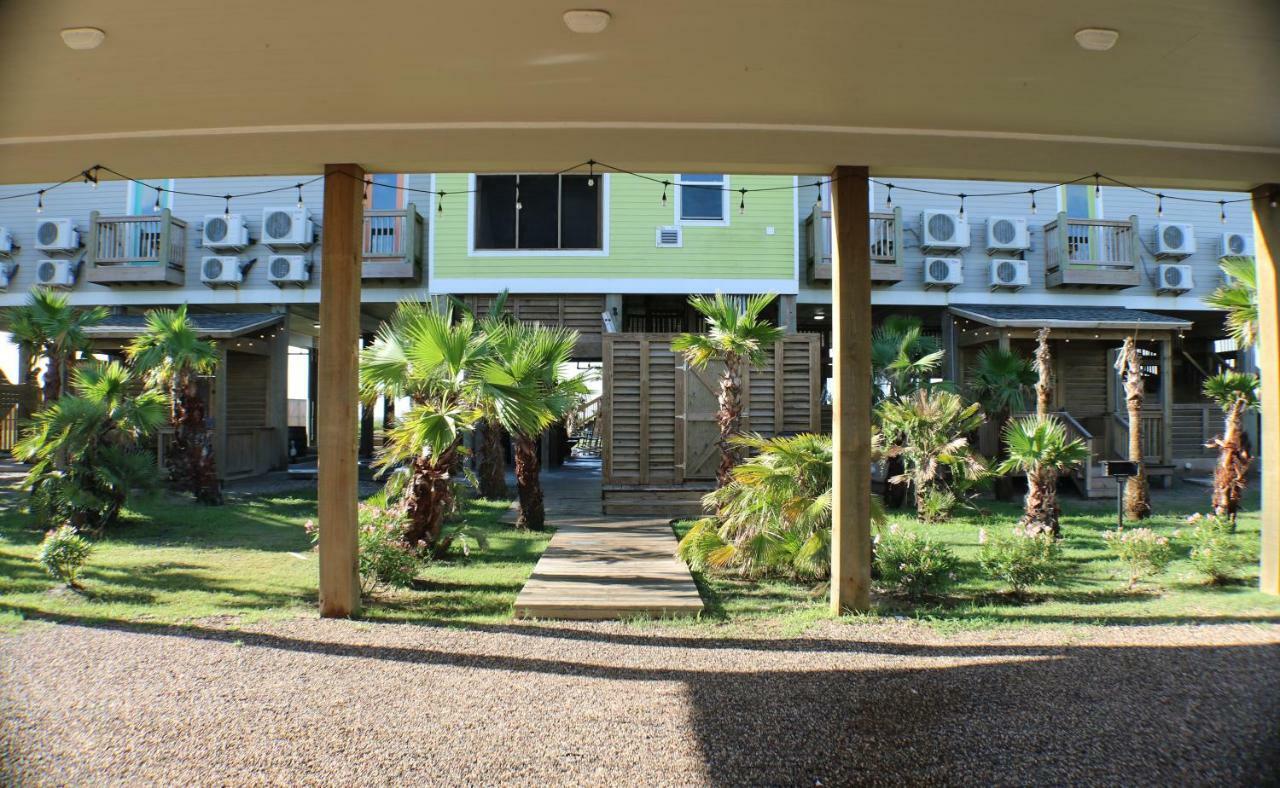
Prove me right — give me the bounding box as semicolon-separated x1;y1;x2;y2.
173;377;221;505
402;438;462;553
476;419;509;499
1021;467;1061;537
513;433;545;530
1212;399;1250;526
1124;401;1151;520
716;355;744;488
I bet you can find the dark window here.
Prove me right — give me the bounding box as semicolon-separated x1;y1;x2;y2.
678;174;726;221
475;174;601;250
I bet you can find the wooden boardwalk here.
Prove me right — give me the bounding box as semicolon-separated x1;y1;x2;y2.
513;460;704;620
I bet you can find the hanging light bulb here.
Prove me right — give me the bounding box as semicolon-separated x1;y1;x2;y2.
1219;200;1227;224
224;195;232;219
437;191;445;214
587;160;595;187
660;181;669;207
1029;189;1037;215
1270;192;1278;209
958;193;966;216
1156;193;1164;218
296;183;304;209
36;190;44;214
153;187;162;212
516;183;522;211
738;188;746;215
363;179;370;201
885;184;893;209
1094;173;1101;199
89;167;100;190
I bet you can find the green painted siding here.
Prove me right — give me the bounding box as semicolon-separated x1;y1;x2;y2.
430;173;795;281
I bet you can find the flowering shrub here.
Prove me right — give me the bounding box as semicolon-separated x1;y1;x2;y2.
1184;512;1245;585
37;525;94;586
874;524;958;599
304;502;422;595
978;527;1065;595
1103;527;1174;589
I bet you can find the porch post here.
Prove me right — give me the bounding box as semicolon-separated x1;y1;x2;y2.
1253;185;1279;595
829;165;872;614
318;163;364;618
1160;338;1174;469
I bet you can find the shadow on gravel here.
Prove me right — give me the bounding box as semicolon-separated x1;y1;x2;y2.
6;611;1279;784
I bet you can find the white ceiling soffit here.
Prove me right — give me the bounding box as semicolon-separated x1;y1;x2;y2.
0;0;1277;188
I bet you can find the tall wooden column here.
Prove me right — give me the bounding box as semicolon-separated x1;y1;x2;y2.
829;165;872;613
1159;338;1174;468
1254;185;1279;595
318;163;364;618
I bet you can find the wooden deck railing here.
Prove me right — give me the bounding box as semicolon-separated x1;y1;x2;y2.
361;203;424;280
86;210;186;285
1044;212;1141;288
1108;412;1165;462
805;205;903;283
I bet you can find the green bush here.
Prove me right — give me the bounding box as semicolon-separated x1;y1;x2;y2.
305;501;423;595
1184;513;1245;585
917;489;957;524
874;525;958;600
37;525;94;586
978;527;1066;595
1103;527;1174;589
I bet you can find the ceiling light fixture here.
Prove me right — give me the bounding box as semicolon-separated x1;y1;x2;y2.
60;27;106;50
563;9;611;34
1074;28;1119;51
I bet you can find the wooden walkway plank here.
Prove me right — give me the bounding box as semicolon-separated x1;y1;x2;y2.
513;460;704;620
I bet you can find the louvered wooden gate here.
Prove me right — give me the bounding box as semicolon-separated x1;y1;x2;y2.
602;333;821;486
460;294;606;358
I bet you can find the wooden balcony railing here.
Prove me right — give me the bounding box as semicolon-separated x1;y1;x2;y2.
805;205;904;285
1108;412;1165;463
362;203;424;281
1044;212;1141;289
85;210;186;285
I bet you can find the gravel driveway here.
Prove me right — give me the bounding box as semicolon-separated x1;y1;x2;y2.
2;618;1278;785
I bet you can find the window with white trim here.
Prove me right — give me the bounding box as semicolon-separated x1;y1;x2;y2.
474;174;601;250
676;174;728;223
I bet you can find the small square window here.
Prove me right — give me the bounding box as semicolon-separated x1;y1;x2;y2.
677;174;727;222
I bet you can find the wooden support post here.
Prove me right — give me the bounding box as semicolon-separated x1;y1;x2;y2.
998;332;1011;353
1254;185;1279;595
829;165;872;614
318;163;364;618
1160;338;1174;467
777;294;797;334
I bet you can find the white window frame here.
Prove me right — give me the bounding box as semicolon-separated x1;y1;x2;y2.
674;173;730;227
466;173;610;257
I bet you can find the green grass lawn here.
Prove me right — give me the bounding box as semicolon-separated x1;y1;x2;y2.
676;486;1280;633
3;481;1278;635
0;490;550;630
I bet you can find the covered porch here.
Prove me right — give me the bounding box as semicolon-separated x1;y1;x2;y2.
0;0;1276;619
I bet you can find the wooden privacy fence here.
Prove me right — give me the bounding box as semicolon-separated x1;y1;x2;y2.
0;383;39;453
602;333;822;487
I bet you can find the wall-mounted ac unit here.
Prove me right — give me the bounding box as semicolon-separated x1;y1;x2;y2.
1156;264;1193;294
202;214;249;250
267;254;310;286
1154;222;1195;259
923;257;963;289
655;225;683;248
261;207;313;247
1219;231;1252;259
201;255;250;287
0;227;15;256
989;258;1029;290
34;219;79;252
35;259;78;288
985;216;1029;253
0;262;16;290
920;211;969;252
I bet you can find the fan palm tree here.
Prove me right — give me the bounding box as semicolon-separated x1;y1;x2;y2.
672;292;783;487
124;305;222;504
360;301;548;551
1115;337;1151;520
1203;371;1260;524
451;291;516;499
872;315;945;403
678;431;885;579
967;346;1035;500
997;415;1091;537
15;361;166;532
8;289;108;404
1204;256;1258;351
487;321;591;530
877;388;987;518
